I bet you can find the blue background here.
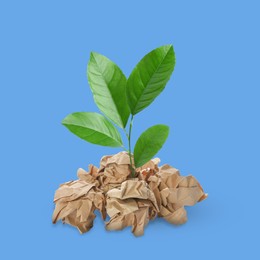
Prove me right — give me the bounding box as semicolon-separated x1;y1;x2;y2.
1;0;259;259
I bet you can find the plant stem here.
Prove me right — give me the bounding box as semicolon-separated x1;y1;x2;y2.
127;114;135;177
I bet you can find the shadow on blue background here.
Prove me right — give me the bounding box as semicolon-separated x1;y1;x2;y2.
0;1;259;259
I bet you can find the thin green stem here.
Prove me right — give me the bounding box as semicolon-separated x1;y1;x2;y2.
127;114;135;177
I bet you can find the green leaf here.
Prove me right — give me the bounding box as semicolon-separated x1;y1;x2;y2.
127;45;175;115
134;124;169;168
62;112;123;147
87;52;130;128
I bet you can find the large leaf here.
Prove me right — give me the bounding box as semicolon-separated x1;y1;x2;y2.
87;52;130;128
62;112;123;147
127;45;175;115
134;124;169;168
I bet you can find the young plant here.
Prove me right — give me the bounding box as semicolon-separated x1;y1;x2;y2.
62;45;175;175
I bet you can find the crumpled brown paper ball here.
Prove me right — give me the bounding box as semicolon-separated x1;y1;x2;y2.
52;178;106;233
52;152;207;236
105;179;159;236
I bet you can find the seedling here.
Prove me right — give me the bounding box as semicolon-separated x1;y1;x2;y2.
62;45;175;176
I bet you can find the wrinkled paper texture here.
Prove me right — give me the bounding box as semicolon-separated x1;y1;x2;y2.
53;152;207;236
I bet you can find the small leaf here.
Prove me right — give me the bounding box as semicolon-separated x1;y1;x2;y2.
127;45;175;115
87;52;130;128
62;112;123;147
134;124;169;168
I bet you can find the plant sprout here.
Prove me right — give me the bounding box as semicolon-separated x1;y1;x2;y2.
62;45;175;176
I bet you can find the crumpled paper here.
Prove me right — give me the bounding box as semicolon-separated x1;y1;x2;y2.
52;151;207;236
98;152;131;192
147;164;207;225
52;178;105;233
106;179;159;236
